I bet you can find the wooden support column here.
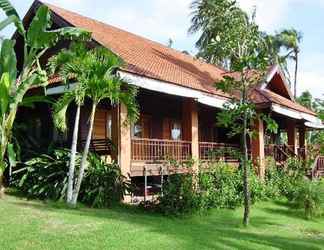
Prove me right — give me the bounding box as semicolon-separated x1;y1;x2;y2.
299;126;306;159
251;116;265;180
182;98;199;172
287;119;297;154
118;103;131;201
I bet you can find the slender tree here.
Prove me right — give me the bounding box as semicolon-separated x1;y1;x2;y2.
48;43;88;204
0;0;89;196
50;45;139;206
202;4;277;225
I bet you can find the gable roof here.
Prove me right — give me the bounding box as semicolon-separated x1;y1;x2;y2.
262;65;294;100
30;1;317;118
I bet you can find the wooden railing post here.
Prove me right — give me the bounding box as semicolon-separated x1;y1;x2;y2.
131;138;191;162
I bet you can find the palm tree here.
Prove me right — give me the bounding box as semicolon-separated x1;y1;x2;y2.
262;33;292;85
297;91;313;109
275;29;302;98
48;43;88;205
49;44;139;206
188;0;247;69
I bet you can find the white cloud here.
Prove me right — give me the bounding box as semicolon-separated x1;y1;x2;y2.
39;0;194;50
238;0;324;32
238;0;290;31
298;52;324;98
298;71;324;98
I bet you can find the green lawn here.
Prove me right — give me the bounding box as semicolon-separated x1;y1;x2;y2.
1;195;324;250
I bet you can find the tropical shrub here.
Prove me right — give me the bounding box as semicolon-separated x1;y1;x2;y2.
249;171;268;202
264;157;283;198
80;154;131;208
292;179;324;219
157;161;270;216
280;157;307;201
13;149;75;200
158;173;205;216
199;162;242;209
13;149;128;207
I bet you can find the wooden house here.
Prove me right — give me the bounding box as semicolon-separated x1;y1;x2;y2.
15;1;324;198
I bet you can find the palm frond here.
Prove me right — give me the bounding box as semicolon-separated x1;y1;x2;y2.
53;91;75;132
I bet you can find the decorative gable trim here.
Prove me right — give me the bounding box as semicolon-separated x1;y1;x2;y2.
261;65;294;101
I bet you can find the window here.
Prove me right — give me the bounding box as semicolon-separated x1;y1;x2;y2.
131;115;152;138
106;113;112;139
132;121;143;138
93;109;112;139
171;120;181;140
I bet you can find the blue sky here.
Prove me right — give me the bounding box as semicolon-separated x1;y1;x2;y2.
1;0;324;99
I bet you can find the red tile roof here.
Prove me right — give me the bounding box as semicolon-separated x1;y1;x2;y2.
37;1;316;117
260;89;316;115
43;1;230;99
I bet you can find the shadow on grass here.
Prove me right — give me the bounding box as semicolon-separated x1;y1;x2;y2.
262;206;306;220
6;195;324;250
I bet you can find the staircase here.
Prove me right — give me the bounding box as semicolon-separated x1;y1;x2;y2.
273;144;297;166
310;156;324;179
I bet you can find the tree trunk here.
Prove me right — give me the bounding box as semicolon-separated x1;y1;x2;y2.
242;87;250;227
242;111;250;226
67;104;81;205
71;103;96;206
294;51;298;98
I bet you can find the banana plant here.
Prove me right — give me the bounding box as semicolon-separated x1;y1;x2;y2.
0;0;90;196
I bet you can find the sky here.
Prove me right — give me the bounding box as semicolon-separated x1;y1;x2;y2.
1;0;324;99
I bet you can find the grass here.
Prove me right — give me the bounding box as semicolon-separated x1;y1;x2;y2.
1;195;324;250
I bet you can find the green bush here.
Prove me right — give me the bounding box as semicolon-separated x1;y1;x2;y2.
158;173;205;216
158;161;270;216
279;157;307;201
13;149;74;200
80;154;131;208
13;149;128;207
249;171;267;202
292;179;324;219
264;157;283;199
199;162;242;209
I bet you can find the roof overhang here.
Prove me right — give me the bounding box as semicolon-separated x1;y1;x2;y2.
118;70;228;109
271;103;324;129
304;122;324;129
45;71;229;109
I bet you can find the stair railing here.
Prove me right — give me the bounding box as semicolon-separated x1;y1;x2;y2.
311;156;320;180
